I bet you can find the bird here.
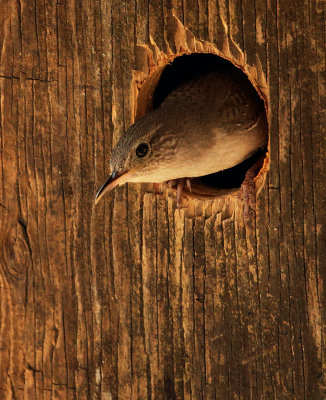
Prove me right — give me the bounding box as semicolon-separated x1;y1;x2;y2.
95;66;267;207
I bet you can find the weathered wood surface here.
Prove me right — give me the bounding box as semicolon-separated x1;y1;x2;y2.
0;1;325;399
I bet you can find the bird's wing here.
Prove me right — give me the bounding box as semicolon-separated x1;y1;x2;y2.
160;70;264;133
214;75;264;132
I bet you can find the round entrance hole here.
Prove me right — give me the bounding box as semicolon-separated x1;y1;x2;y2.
136;53;268;200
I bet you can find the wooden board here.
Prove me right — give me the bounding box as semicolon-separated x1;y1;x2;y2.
0;1;325;399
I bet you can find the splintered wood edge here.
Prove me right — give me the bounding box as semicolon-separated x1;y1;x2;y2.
131;14;269;212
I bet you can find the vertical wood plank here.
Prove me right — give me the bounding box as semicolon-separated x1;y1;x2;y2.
0;0;324;399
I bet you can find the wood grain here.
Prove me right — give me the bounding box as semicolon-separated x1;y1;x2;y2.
0;0;325;399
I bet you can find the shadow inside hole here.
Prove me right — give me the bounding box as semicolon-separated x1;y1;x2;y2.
152;53;267;197
153;53;250;108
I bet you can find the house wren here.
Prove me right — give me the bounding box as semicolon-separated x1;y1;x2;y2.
95;68;267;205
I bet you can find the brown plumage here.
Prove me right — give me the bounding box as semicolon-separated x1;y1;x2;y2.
95;68;267;205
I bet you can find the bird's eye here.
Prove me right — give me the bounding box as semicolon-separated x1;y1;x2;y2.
136;143;149;158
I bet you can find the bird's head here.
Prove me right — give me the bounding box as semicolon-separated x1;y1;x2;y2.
95;112;180;204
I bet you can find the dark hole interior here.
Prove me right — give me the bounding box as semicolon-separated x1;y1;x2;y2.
152;54;267;196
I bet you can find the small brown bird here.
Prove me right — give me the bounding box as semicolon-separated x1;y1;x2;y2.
95;68;267;206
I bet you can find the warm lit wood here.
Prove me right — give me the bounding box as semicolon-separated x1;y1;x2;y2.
0;1;325;399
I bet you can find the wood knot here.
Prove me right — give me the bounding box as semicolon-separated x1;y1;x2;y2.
0;219;31;282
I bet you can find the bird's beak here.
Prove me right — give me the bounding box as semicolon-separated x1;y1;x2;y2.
95;170;135;204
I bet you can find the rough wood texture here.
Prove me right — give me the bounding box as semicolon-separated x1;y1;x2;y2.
0;1;325;399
